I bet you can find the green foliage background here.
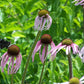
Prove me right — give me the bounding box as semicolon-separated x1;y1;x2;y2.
0;0;84;84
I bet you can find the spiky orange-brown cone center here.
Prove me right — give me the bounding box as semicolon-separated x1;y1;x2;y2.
38;9;49;17
8;45;20;56
62;39;73;45
69;77;80;84
41;34;52;44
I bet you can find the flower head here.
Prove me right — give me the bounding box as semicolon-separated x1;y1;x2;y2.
79;46;84;62
1;45;22;74
34;9;52;31
72;0;84;6
50;39;79;56
32;34;56;63
53;76;84;84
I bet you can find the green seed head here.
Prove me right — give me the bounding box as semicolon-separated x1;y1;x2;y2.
62;39;73;45
41;34;52;44
8;45;20;56
38;9;49;17
69;77;80;84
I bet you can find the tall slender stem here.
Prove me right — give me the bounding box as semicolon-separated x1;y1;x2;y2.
83;6;84;44
22;31;41;84
38;45;47;84
67;53;73;79
11;74;13;84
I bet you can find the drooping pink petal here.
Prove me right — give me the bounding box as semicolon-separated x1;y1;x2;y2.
41;18;46;30
41;46;46;63
1;52;8;72
32;41;41;62
50;41;55;48
75;0;84;6
50;43;62;56
79;46;84;62
80;76;84;81
71;43;79;54
13;54;22;73
11;56;14;74
39;45;48;63
2;55;9;72
66;46;71;55
34;16;41;30
39;17;43;30
57;45;66;53
46;15;52;30
50;41;56;60
8;57;12;74
1;52;7;66
13;56;19;73
66;46;69;55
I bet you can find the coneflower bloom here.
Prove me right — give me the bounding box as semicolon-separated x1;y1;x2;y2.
32;34;56;63
50;39;79;56
1;45;22;74
34;9;52;31
53;76;84;84
72;0;84;6
79;46;84;62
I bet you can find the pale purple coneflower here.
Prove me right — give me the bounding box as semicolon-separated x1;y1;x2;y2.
72;0;84;6
79;46;84;62
34;9;52;31
50;39;79;56
1;45;22;74
53;76;84;84
32;34;56;63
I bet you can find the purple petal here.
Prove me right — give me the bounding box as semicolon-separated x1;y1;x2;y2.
2;56;9;69
13;54;22;73
41;46;46;63
50;43;62;56
34;16;40;30
50;41;55;48
32;41;41;62
11;56;14;74
8;57;12;74
75;0;84;6
41;18;46;30
1;52;8;72
46;15;52;30
71;43;79;54
66;46;71;55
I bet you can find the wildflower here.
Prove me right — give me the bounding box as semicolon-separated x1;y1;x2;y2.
53;76;84;84
50;39;79;56
34;9;52;31
32;34;56;63
79;46;84;62
1;45;22;74
72;0;84;6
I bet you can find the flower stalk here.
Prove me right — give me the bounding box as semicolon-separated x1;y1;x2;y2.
83;6;84;44
67;53;73;79
22;31;41;84
38;45;47;84
11;74;13;84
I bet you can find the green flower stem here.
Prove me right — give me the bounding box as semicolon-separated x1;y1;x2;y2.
67;53;73;79
11;74;13;84
83;6;84;44
38;45;47;84
21;31;41;84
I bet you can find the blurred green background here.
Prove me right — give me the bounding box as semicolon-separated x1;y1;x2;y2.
0;0;84;84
